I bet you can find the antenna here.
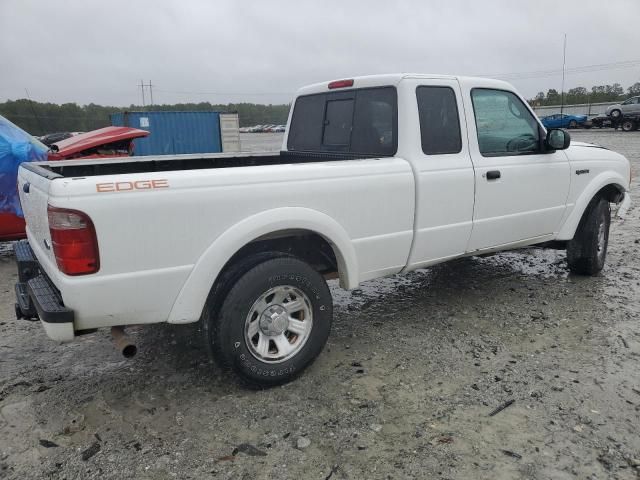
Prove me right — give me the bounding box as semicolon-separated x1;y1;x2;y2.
24;88;45;134
560;33;567;115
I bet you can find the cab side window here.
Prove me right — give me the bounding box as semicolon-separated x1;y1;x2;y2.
471;89;540;157
416;86;462;155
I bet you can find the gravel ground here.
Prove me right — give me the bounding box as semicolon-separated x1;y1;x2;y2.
0;131;639;479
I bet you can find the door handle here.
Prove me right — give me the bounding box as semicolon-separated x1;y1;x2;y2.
486;170;501;180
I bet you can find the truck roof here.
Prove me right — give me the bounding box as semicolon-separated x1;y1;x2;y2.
296;73;515;96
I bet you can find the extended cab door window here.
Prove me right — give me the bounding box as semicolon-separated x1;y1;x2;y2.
471;89;540;157
287;87;397;156
416;86;462;155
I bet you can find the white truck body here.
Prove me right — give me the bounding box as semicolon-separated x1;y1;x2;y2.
16;74;631;350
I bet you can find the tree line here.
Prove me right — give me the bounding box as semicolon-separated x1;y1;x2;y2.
3;79;640;136
0;100;291;136
530;81;640;106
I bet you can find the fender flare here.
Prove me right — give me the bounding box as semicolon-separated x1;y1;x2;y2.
167;207;358;324
556;172;628;240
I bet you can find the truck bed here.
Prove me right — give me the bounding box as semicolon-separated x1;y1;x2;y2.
27;150;380;178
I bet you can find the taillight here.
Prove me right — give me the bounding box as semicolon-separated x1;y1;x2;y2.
328;79;354;89
47;205;99;275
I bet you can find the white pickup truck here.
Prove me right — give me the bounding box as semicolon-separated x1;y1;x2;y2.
14;74;632;387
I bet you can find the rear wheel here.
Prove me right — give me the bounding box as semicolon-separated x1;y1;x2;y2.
566;197;610;275
569;120;578;128
203;256;333;387
610;109;622;118
621;119;637;132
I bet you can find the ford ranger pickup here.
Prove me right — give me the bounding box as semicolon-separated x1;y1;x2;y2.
13;74;632;387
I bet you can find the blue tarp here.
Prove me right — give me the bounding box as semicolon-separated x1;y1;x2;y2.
0;115;48;217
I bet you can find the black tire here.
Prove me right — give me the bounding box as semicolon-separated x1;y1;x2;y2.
569;120;578;129
621;120;636;132
203;256;332;388
566;196;611;275
610;109;622;118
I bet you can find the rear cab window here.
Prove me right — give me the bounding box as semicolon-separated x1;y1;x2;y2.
287;86;397;156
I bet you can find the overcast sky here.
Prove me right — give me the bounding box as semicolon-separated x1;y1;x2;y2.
1;0;639;106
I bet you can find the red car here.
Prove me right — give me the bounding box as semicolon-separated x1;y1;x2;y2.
0;126;149;241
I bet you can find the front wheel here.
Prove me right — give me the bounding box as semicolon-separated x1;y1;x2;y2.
566;197;610;275
204;256;333;387
621;120;637;132
610;109;622;118
569;120;578;128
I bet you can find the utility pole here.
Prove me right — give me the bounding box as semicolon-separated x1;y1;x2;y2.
148;80;154;106
140;80;146;108
560;34;567;115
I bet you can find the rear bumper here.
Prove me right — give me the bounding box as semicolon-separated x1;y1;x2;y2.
14;240;75;341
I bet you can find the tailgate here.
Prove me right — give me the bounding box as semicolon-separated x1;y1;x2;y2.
17;165;56;268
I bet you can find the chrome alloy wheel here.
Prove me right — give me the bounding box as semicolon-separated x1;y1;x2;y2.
244;285;313;363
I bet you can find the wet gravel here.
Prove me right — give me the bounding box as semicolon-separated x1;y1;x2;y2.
0;130;639;479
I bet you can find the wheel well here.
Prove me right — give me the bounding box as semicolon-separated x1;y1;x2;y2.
597;184;625;204
203;230;340;321
226;230;338;276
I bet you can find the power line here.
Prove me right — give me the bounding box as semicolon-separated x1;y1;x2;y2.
24;88;45;133
154;88;293;96
481;59;640;81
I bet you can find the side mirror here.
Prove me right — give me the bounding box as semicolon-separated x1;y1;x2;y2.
545;128;570;150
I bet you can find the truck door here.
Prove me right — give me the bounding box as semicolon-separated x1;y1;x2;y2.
464;87;570;251
404;78;476;269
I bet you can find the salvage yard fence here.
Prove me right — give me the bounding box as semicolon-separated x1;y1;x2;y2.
532;101;619;117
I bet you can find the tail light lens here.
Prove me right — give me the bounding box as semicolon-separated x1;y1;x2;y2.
47;205;100;275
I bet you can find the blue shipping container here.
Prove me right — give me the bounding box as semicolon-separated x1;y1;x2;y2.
110;111;222;156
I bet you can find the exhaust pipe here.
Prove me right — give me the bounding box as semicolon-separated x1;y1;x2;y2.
111;326;137;358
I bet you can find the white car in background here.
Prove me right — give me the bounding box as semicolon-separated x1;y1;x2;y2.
606;96;640;118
